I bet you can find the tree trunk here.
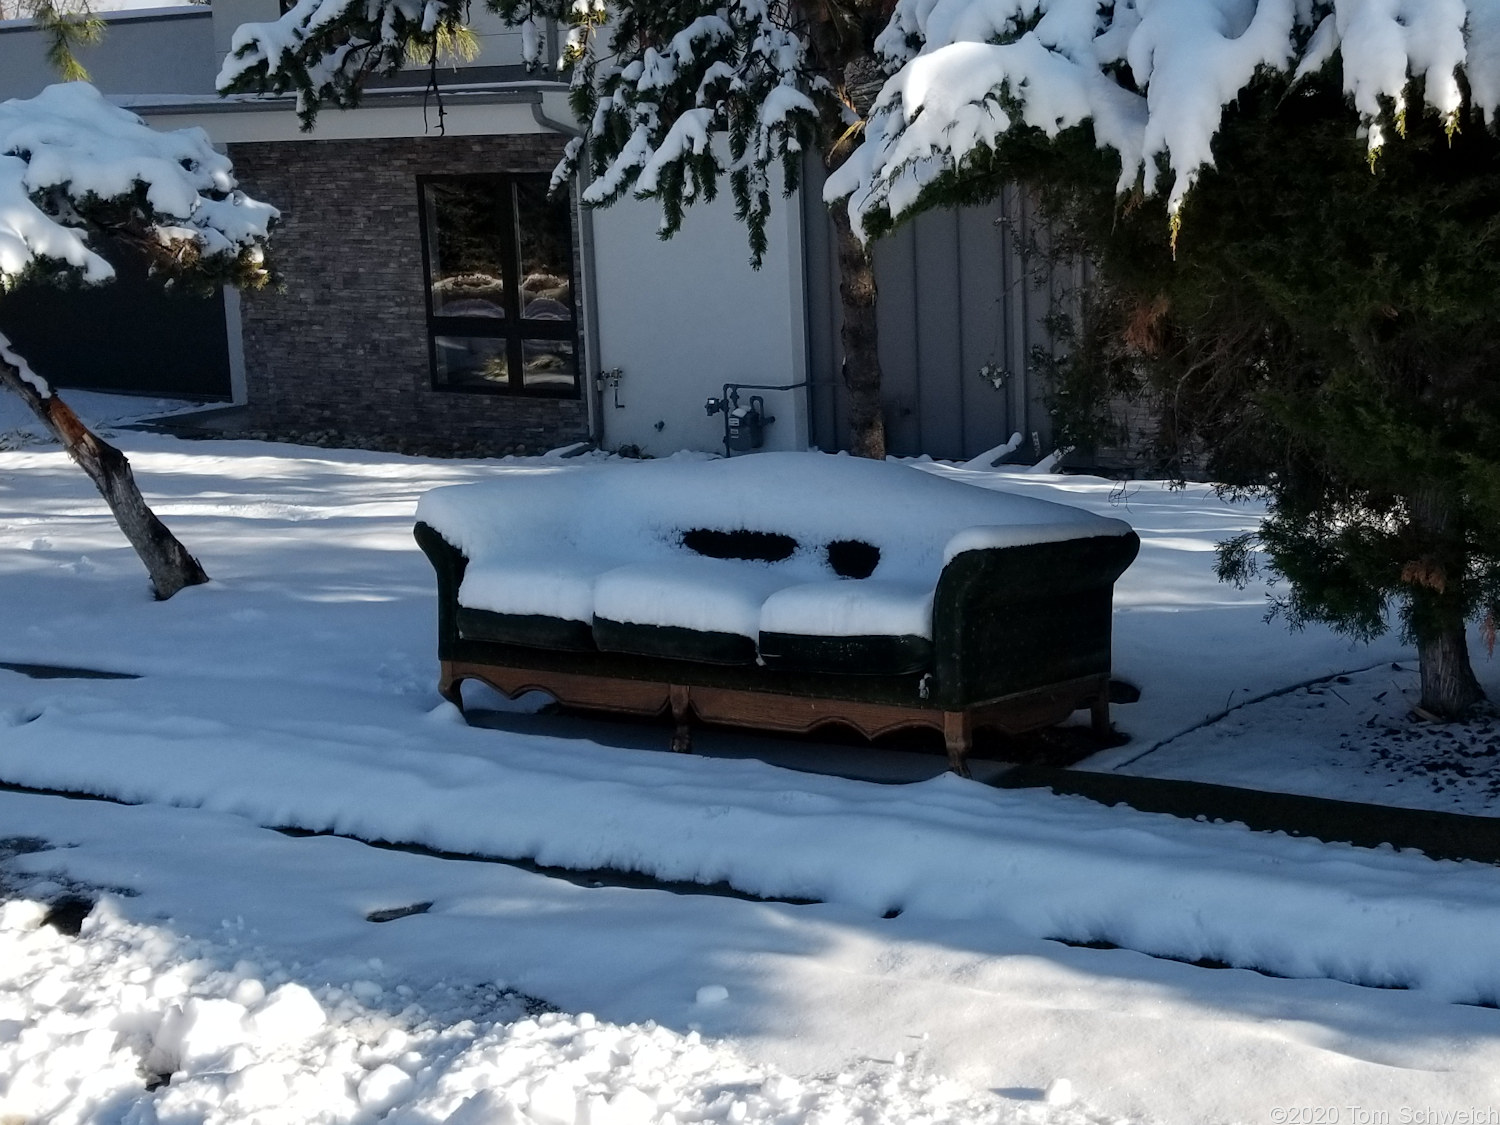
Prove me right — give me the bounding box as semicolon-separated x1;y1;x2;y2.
828;203;886;460
0;354;209;600
807;19;887;464
1406;486;1483;718
1417;620;1483;719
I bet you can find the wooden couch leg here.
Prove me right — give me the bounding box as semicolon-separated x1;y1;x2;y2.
943;711;973;778
1091;688;1111;739
439;663;464;710
669;684;693;753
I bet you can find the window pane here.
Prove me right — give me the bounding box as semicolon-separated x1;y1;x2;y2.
515;180;574;320
425;181;508;319
434;335;510;388
522;337;576;390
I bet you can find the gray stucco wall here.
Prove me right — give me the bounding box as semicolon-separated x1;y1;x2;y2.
229;134;590;455
0;8;216;101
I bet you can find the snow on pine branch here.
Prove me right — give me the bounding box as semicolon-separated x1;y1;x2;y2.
829;0;1500;240
219;0;817;263
217;0;470;123
0;83;276;290
563;0;819;263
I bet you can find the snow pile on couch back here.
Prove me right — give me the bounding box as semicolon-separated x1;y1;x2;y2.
417;452;1128;579
416;453;1132;640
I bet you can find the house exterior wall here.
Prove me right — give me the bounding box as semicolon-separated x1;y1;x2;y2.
0;7;215;102
588;183;809;458
1;1;1083;463
806;168;1074;463
229;134;590;454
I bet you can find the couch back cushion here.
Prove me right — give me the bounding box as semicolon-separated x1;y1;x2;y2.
416;452;1128;590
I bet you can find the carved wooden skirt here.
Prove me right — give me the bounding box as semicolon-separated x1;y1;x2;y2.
440;658;1109;776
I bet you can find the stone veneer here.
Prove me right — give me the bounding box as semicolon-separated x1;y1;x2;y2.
229;134;590;455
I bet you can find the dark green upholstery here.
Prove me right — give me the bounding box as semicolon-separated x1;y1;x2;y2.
593;617;759;665
457;607;596;651
414;520;1140;713
930;534;1140;708
757;631;933;676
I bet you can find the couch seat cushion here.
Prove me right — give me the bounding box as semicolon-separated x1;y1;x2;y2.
759;580;934;639
592;618;758;665
756;579;934;675
456;557;604;651
593;559;798;637
456;607;597;651
591;558;801;666
458;557;601;622
757;631;933;675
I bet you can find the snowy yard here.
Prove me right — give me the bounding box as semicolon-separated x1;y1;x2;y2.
2;398;1499;1125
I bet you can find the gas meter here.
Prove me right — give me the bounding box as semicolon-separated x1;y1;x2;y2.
726;396;768;451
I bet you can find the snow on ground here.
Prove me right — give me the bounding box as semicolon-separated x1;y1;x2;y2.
2;875;1063;1125
0;389;204;448
1;402;1499;1124
1100;661;1500;815
6;790;1500;1125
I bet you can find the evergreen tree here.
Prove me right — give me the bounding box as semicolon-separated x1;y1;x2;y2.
221;0;900;457
1;82;276;598
829;0;1500;719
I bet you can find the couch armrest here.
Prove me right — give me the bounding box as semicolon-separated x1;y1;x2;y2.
929;532;1140;707
414;521;469;659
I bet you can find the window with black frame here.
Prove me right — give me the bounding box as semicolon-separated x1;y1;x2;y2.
418;174;579;396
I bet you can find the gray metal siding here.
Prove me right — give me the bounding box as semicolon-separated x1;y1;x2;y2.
809;171;1075;462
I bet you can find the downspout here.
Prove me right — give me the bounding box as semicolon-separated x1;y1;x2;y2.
530;94;605;450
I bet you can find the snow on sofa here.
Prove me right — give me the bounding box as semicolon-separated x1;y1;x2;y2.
413;452;1140;773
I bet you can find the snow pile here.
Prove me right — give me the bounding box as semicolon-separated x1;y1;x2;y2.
7;672;1500;1005
418;451;1130;637
0;896;1116;1125
0;82;275;287
1098;661;1500;815
830;0;1500;235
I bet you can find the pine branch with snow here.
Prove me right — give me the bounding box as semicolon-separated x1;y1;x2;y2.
828;0;1500;241
858;3;1500;720
221;0;822;266
216;0;482;126
1;82;276;297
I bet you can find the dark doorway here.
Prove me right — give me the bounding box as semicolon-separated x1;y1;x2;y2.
0;243;232;399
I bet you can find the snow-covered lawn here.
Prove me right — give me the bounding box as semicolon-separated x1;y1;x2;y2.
1;402;1498;1125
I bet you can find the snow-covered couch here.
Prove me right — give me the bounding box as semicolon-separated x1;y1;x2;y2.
414;453;1139;773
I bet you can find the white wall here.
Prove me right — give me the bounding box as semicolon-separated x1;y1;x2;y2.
140;92;562;143
590;185;809;457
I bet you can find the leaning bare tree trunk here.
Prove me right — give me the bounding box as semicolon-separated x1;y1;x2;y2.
1407;485;1483;719
0;353;208;600
828;204;887;460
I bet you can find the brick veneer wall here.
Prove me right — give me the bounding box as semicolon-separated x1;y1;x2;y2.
229;135;591;455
